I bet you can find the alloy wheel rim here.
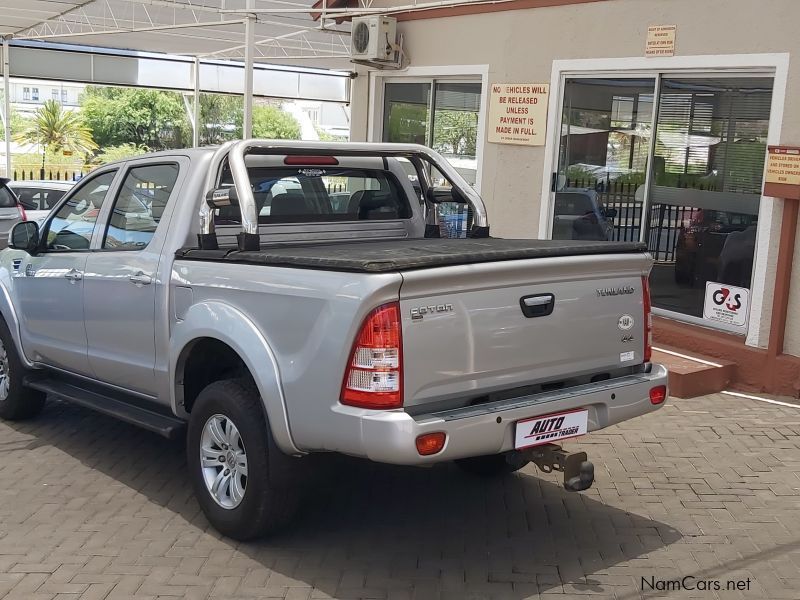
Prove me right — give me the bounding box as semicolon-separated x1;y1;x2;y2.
0;339;10;401
200;413;248;509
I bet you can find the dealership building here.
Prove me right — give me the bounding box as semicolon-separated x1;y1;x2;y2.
2;0;799;395
344;0;800;396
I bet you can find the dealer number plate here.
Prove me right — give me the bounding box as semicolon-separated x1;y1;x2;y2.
514;408;589;449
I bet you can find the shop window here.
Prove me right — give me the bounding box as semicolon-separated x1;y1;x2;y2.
23;87;30;101
31;88;39;101
382;80;482;238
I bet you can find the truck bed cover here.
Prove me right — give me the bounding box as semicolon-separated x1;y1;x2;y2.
176;238;648;273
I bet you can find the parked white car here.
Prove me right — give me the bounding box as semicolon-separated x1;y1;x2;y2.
8;180;74;222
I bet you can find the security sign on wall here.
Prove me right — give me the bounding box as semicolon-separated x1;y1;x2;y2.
703;282;750;328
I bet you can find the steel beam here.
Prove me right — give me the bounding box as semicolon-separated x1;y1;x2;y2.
2;39;11;180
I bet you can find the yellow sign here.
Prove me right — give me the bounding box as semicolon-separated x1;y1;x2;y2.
487;83;549;146
765;147;800;186
646;25;676;57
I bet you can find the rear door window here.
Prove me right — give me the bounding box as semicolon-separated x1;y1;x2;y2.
103;163;179;250
216;167;411;224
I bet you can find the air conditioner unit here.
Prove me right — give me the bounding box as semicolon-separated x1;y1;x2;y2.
350;16;397;62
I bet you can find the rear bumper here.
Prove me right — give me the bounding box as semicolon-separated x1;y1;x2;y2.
331;363;669;465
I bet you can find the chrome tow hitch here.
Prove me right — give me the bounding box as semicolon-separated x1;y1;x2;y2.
522;443;595;492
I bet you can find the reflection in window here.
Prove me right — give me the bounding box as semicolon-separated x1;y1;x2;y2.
648;77;773;320
46;171;117;251
383;80;482;238
104;164;179;250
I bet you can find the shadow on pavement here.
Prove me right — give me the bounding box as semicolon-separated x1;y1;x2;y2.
12;399;683;598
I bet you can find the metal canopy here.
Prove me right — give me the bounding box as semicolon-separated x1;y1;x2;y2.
2;1;355;65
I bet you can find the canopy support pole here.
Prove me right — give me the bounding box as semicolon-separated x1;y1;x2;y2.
193;56;200;147
243;2;255;139
2;39;11;179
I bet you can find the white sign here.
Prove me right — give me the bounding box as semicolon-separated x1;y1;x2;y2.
487;83;549;146
514;408;588;449
703;282;750;327
646;25;676;57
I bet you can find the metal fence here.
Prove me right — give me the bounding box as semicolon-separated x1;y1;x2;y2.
564;178;691;262
12;169;86;182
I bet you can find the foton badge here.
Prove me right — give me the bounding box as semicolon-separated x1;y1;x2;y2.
410;304;454;321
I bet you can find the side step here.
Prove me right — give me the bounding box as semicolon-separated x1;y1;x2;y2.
25;377;186;439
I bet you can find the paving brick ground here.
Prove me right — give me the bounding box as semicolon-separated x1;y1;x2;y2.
0;393;798;600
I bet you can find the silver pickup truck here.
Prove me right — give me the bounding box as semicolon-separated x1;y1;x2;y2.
0;141;667;540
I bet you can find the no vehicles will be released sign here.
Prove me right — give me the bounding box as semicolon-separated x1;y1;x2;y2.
487;83;549;146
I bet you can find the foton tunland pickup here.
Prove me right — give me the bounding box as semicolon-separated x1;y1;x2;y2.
0;141;668;540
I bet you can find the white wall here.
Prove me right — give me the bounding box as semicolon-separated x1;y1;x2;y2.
350;0;800;355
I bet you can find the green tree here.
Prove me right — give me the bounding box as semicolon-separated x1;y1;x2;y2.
94;143;149;165
195;93;242;146
238;105;301;140
433;110;478;156
81;86;187;150
13;100;97;174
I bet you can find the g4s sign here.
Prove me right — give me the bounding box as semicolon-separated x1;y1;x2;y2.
712;287;743;311
703;282;749;327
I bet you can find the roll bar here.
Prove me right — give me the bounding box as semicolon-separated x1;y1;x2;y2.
199;139;489;251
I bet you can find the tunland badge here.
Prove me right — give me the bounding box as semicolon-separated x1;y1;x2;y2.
596;285;635;297
410;303;454;321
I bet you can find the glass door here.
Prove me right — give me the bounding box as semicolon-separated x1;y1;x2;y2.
551;77;656;242
647;76;773;324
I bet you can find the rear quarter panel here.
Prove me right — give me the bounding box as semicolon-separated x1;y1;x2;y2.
171;259;402;452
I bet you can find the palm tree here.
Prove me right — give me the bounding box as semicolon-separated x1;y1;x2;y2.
13;100;97;178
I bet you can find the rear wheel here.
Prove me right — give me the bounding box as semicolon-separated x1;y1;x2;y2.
455;452;529;477
187;379;300;540
0;319;45;421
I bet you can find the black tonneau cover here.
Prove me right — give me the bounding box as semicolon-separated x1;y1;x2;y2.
176;238;648;273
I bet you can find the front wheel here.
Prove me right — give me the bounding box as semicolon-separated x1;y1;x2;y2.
455;452;530;477
187;379;300;540
0;319;45;421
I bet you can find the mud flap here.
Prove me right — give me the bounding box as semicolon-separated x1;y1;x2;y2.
523;443;595;492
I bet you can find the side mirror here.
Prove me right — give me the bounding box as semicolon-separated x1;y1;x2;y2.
9;221;40;254
426;186;468;204
605;208;618;219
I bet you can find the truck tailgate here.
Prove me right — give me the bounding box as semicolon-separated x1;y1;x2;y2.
399;252;651;408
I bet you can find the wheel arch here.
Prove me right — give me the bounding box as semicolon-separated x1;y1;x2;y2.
170;301;300;455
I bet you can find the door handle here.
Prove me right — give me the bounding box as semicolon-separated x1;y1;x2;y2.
520;294;555;318
129;271;153;286
64;269;83;282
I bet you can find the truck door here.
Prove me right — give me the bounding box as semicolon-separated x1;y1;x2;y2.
14;169;120;375
83;161;183;396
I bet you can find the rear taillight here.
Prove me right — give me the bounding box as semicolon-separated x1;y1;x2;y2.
650;385;667;405
341;302;403;409
17;203;26;222
642;275;652;362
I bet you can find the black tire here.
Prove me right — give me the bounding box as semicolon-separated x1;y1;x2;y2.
455;452;529;478
0;318;45;421
187;379;301;540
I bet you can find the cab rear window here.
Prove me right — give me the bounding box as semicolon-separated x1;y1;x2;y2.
216;167;411;224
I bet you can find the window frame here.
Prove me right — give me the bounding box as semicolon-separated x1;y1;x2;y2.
99;161;182;252
38;168;122;254
368;65;489;195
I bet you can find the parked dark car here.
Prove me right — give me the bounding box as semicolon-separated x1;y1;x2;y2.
674;209;757;288
552;189;617;241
